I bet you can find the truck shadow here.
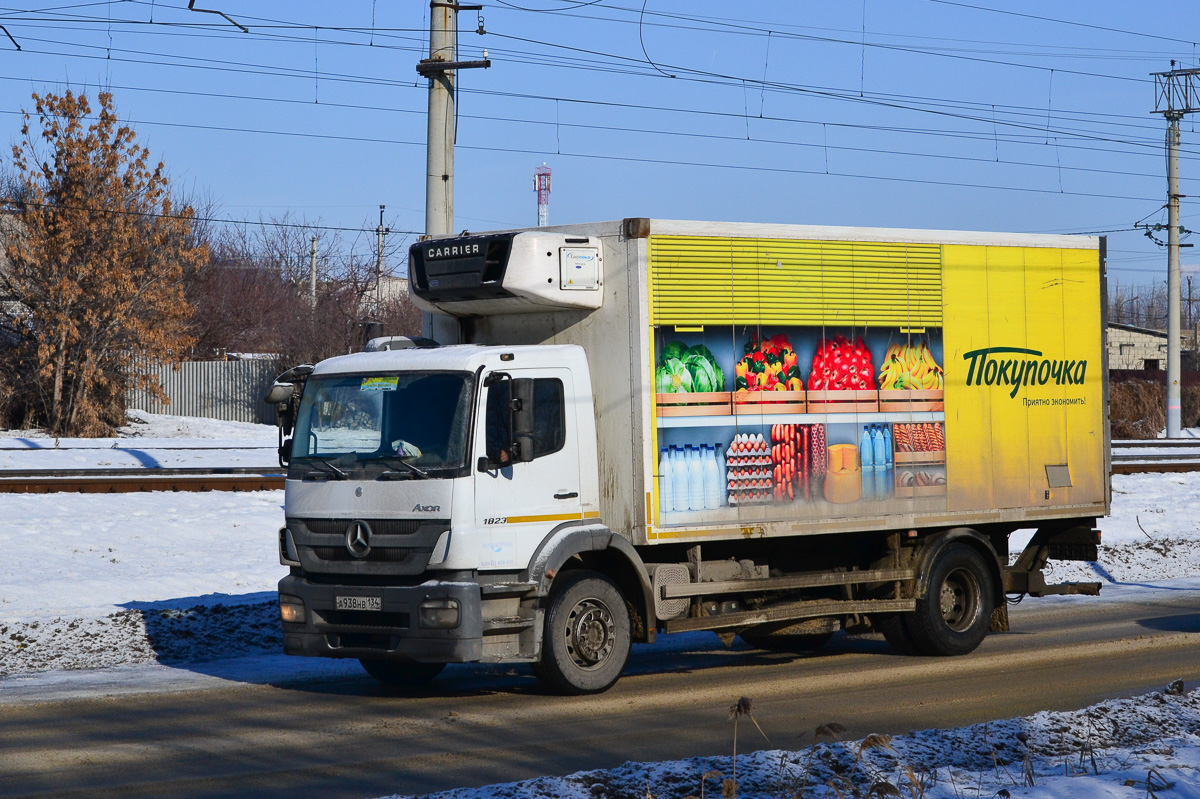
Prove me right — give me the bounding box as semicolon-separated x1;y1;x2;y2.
122;597;904;698
261;631;900;699
1136;612;1200;633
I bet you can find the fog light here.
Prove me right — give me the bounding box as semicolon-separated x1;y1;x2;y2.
418;598;460;629
279;594;305;624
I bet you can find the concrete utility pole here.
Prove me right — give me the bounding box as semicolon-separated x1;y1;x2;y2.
309;235;318;310
1167;112;1182;431
376;204;388;313
417;2;490;343
1152;64;1200;437
417;2;490;238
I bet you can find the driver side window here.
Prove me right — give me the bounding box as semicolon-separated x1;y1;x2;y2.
485;382;512;464
484;378;566;463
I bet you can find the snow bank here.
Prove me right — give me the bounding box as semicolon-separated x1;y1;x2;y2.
382;687;1200;799
0;489;285;676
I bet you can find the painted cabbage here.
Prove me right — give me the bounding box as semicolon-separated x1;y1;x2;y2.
688;345;725;391
683;352;718;393
659;340;688;365
656;358;694;393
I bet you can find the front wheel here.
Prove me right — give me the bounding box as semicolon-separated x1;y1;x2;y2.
906;543;995;656
359;658;445;687
533;570;631;695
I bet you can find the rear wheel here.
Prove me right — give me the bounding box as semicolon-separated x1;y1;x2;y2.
359;658;445;686
906;543;994;656
533;570;631;695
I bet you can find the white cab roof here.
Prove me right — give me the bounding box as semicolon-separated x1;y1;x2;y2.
311;344;586;376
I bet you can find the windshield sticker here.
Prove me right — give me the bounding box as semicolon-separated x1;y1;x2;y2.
360;376;399;392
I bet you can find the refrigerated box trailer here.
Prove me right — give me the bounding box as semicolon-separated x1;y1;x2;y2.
269;218;1109;694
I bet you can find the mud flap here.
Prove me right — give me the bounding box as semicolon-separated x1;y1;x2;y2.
989;604;1010;633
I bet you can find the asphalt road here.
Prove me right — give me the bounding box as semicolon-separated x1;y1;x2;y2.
2;588;1199;799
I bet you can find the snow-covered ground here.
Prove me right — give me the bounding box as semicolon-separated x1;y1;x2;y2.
1;412;1199;798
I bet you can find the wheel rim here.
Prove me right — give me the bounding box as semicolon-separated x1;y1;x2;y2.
939;567;982;632
564;597;616;669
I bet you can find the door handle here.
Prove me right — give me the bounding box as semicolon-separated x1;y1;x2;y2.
554;491;579;500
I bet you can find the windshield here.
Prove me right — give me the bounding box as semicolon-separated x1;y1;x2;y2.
290;371;476;477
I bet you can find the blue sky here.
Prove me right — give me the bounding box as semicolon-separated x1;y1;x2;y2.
1;1;1198;285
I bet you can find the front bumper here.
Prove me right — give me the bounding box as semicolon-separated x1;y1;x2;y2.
279;575;483;663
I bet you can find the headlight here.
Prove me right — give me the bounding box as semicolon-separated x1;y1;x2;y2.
418;598;460;629
279;594;305;624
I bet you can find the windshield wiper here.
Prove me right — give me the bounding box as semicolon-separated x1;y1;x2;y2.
302;455;350;480
375;455;430;480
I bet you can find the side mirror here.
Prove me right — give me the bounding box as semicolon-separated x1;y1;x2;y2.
264;382;293;404
510;378;536;463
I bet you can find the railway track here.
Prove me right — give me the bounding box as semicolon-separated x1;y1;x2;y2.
0;466;285;493
1111;438;1200;473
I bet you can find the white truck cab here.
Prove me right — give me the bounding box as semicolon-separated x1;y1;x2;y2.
274;340;649;693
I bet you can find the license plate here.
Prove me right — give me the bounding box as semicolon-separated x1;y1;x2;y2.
336;595;381;611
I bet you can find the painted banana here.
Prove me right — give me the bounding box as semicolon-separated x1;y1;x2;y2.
879;340;943;391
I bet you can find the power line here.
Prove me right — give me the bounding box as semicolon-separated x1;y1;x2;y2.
2;195;420;236
923;0;1198;47
480;31;1172;150
2;82;1190;186
9;105;1198;206
8;11;1174;139
11;32;1196;165
8;12;1191;154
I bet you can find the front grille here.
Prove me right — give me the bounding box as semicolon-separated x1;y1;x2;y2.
299;518;425;537
289;517;448;576
317;609;410;629
310;546;416;563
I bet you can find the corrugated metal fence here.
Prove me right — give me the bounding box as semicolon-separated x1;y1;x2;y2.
126;360;281;424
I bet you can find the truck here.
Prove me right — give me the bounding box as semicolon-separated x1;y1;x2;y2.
268;218;1109;694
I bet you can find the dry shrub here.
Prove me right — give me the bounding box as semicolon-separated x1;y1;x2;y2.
1109;379;1200;438
1110;380;1165;439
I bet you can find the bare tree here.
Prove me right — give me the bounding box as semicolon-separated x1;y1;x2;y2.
186;211;421;368
0;90;205;435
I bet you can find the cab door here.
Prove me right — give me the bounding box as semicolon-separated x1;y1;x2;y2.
474;368;582;570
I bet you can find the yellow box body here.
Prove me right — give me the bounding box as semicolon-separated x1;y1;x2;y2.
643;228;1107;544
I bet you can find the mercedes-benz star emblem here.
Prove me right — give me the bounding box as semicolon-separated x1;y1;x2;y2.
345;520;372;558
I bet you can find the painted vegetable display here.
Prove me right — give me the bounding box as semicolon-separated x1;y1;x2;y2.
655;358;693;394
807;335;875;391
655;341;726;393
879;341;944;390
734;333;803;392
